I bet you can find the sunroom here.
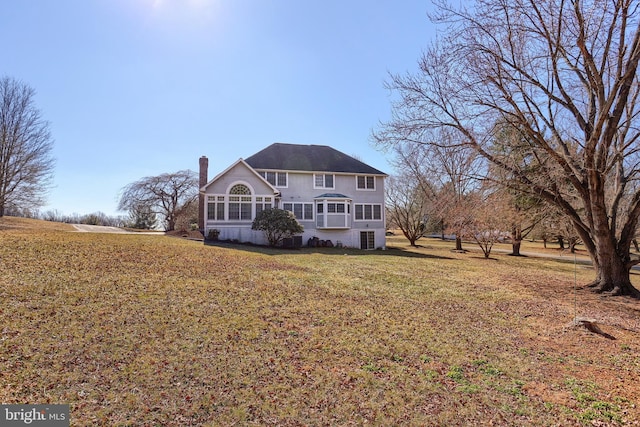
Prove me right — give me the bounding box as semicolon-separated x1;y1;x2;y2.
314;193;352;229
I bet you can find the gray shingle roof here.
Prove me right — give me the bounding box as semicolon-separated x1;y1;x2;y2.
244;143;386;175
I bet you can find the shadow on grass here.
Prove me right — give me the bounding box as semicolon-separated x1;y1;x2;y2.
203;240;454;260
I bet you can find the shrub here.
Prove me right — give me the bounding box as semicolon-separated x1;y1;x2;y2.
251;208;303;247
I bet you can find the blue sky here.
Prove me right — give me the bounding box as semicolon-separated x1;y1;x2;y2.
3;0;435;217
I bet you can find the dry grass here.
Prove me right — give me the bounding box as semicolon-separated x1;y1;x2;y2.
1;217;639;426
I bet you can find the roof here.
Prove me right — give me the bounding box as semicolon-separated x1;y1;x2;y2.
244;143;386;175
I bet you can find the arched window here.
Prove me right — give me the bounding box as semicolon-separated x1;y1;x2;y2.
230;184;251;195
228;184;252;220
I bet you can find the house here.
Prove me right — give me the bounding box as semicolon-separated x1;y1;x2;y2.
198;143;387;249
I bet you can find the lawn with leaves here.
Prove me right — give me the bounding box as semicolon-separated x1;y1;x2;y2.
1;217;639;425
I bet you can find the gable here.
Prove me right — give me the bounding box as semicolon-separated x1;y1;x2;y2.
201;159;277;195
245;143;386;175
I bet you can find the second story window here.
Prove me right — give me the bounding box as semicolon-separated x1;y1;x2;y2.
314;173;334;189
259;171;287;187
356;175;375;190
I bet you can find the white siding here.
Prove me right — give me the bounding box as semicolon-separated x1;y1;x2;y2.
204;165;386;249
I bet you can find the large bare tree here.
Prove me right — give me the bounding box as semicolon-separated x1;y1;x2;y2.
118;170;198;231
0;77;54;216
375;0;640;296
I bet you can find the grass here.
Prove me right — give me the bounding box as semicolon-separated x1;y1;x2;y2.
1;217;639;426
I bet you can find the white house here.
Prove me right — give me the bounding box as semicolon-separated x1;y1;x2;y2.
198;143;387;249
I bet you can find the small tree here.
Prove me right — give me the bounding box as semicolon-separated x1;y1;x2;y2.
467;191;509;258
386;174;431;246
251;208;303;247
127;203;158;230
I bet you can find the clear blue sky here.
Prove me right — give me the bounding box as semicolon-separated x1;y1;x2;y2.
3;0;435;217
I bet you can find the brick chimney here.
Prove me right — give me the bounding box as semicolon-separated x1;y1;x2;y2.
198;156;208;233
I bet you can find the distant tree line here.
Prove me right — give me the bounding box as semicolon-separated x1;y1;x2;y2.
5;207;128;227
5;169;199;232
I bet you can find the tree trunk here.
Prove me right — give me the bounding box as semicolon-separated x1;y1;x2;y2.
584;230;640;297
569;239;577;254
167;217;176;232
589;254;640;297
455;235;463;251
542;237;547;249
511;225;522;256
511;240;522;256
557;236;565;249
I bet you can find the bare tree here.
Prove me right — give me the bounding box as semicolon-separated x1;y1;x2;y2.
0;77;54;216
484;120;549;256
386;174;430;246
375;0;640;296
380;129;483;251
467;191;508;259
118;170;198;231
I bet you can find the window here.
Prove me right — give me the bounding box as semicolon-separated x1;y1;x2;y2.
259;171;287;187
356;175;375;190
230;184;250;195
255;196;273;215
229;184;252;220
283;202;313;220
354;204;382;220
327;203;346;213
207;196;225;220
304;203;313;219
314;173;334;189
